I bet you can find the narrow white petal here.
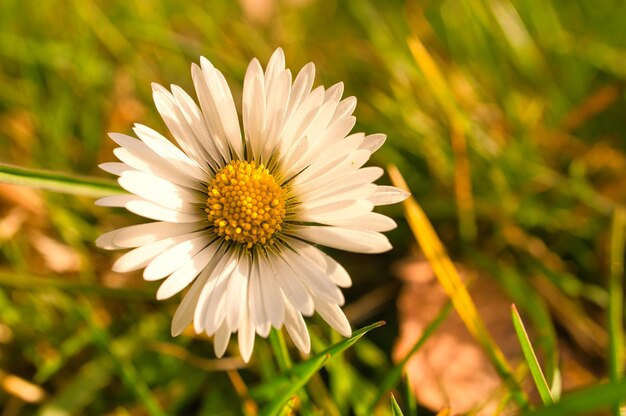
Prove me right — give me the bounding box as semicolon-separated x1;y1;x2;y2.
284;300;311;354
283;237;352;288
170;84;222;170
331;96;357;123
112;237;182;273
248;259;269;336
315;211;397;232
118;171;202;212
279;249;344;305
299;200;374;224
291;225;392;254
298;167;383;203
95;229;121;250
132;124;208;183
201;252;238;335
143;234;210;281
113;221;205;248
257;256;285;329
95;194;140;207
294;149;371;194
195;58;243;160
99;162;132;176
367;186;410;206
359;133;386;153
171;266;212;336
225;254;250;331
286;62;315;120
193;250;236;333
273;254;315;316
125;199;203;223
264;48;286;91
238;303;255;363
156;242;218;300
242;58;266;160
314;297;352;337
152;83;209;165
214;321;231;358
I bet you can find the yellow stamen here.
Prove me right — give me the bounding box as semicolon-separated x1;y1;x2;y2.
206;160;286;248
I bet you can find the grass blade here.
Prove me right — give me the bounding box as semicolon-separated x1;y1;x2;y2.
249;321;385;402
368;301;452;412
391;393;405;416
511;304;553;404
0;163;122;197
388;164;528;408
259;354;329;416
608;208;625;415
524;378;626;416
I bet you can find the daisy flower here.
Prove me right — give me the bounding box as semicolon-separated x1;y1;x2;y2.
96;48;408;362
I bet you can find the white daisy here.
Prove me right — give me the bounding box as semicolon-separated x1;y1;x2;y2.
96;48;409;362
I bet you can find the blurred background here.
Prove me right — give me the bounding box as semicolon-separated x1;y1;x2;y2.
0;0;625;414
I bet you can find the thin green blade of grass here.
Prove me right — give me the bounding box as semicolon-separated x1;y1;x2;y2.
0;162;123;197
391;393;405;416
511;304;553;405
368;301;453;412
608;208;625;415
259;354;329;416
404;374;418;416
524;378;626;416
249;321;385;401
388;164;528;409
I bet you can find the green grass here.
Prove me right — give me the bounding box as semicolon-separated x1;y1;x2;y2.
1;0;625;415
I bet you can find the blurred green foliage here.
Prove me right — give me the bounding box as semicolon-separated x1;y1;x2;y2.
0;0;625;414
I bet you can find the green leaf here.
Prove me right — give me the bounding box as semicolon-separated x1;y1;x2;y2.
391;393;405;416
260;353;329;416
608;209;625;415
511;304;553;404
368;301;452;412
524;378;626;416
249;321;385;402
0;162;123;197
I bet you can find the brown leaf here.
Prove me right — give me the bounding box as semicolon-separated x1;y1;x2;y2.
393;258;524;415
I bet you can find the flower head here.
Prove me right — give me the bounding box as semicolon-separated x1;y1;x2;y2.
96;49;409;362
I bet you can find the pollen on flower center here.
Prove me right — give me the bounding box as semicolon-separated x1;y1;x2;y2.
206;160;286;248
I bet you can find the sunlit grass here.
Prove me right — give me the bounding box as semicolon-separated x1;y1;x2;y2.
1;0;625;414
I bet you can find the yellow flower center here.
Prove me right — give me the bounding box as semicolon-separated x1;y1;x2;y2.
206;160;286;249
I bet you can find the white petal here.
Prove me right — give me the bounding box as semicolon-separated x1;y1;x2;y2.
242;58;266;161
248;258;270;336
238;303;255;363
283;237;352;288
156;241;218;300
195;58;243;160
286;62;315;121
257;256;285;329
125;199;203;223
170;84;223;170
279;249;344;305
284;300;311;354
317;211;397;232
314;297;352;337
132;124;208;183
192;250;234;333
112;236;184;273
95;194;140;207
113;221;205;248
225;254;250;331
198;252;238;335
272;253;315;316
298;167;383;203
359;133;386;153
171;266;212;336
118;171;202;212
291;225;392;254
110;133;203;190
99;162;132;176
299;200;374;224
152;83;209;165
143;234;210;281
331;96;357;123
214;321;231;358
294;149;371;194
95;229;121;250
367;186;410;206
